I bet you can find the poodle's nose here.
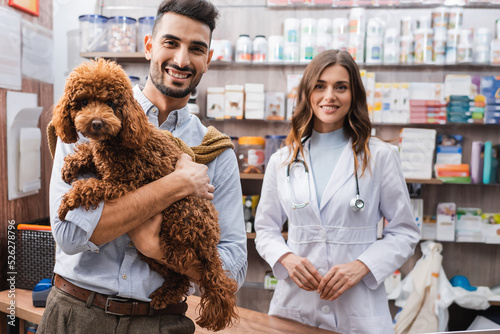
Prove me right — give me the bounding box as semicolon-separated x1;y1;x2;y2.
92;120;103;131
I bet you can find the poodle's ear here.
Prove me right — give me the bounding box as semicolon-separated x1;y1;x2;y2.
52;93;79;143
119;96;151;149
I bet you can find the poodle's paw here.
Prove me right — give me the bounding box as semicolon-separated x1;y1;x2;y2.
61;165;79;184
58;206;69;221
149;292;169;310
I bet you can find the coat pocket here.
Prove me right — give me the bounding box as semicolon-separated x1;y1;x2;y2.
350;315;393;334
269;302;304;324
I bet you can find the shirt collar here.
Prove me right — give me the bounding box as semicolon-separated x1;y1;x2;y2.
132;84;191;131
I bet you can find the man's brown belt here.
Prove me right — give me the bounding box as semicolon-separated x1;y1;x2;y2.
53;274;188;316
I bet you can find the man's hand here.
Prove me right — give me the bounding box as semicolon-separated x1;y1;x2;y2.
278;253;322;291
127;213;202;283
316;260;370;301
173;153;214;200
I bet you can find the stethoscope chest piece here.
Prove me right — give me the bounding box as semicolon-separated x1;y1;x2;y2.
350;194;365;212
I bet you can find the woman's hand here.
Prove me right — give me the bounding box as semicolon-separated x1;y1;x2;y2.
279;253;322;291
316;260;370;301
127;213;202;283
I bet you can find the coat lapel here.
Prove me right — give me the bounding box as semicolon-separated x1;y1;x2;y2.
319;139;354;211
301;140;323;224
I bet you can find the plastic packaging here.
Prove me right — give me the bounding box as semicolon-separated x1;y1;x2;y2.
383;28;400;64
400;17;413;37
316;18;332;54
366;18;384;64
332;18;349;51
252;35;268;62
238;136;266;174
448;7;463;31
235;34;252;63
108;16;137;53
414;29;433;64
137;16;154;52
284;18;300;44
473;28;491;64
431;7;449;40
445;29;459;64
211;40;233;62
79;14;108;52
300;18;317;63
268;35;284;63
457;29;473;63
400;35;414;64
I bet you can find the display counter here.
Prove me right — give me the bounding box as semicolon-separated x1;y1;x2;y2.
0;289;337;333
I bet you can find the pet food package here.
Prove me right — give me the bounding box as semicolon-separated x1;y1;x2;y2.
436;202;456;241
206;87;225;119
266;92;285;120
286;74;302;120
244;83;265;120
224;85;244;119
238;136;266;174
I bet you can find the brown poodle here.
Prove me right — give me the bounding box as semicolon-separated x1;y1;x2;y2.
52;58;238;331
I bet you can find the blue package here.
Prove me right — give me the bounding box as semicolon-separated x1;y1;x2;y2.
32;278;52;307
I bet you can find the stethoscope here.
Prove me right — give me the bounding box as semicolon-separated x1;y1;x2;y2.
286;136;365;212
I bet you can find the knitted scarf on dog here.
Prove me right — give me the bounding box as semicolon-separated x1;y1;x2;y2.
46;122;234;164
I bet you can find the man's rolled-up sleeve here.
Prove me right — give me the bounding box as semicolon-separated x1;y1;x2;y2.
49;137;103;254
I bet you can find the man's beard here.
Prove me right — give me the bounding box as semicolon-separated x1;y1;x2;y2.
150;62;201;98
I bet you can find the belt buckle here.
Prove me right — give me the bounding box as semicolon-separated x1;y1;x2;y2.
105;296;129;316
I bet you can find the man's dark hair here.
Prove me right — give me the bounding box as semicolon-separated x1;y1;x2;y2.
152;0;219;37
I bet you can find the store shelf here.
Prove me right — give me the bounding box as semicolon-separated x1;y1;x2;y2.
267;3;500;9
79;53;500;71
80;52;147;63
406;178;444;184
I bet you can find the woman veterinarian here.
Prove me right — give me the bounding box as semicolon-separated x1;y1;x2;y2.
254;50;420;334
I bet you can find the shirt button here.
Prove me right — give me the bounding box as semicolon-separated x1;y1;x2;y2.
152;108;157;113
122;274;127;280
319;229;326;239
322;305;330;314
128;242;134;248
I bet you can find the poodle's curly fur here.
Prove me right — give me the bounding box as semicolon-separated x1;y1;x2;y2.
53;59;238;331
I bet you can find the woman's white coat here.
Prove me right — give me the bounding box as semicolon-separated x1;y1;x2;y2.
255;137;420;334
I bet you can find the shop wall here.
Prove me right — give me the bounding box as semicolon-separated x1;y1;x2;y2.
0;0;54;291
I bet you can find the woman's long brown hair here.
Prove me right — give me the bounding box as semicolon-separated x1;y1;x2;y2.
285;50;372;175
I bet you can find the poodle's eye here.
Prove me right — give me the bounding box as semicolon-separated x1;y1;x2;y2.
106;101;116;109
81;99;88;107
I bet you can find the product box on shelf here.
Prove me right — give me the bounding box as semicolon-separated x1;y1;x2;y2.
399;127;437;179
436;202;456;242
244;83;265;120
206;87;225;119
265;92;286;120
456;207;483;243
225;85;244;119
480;76;500;105
482;213;500;244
